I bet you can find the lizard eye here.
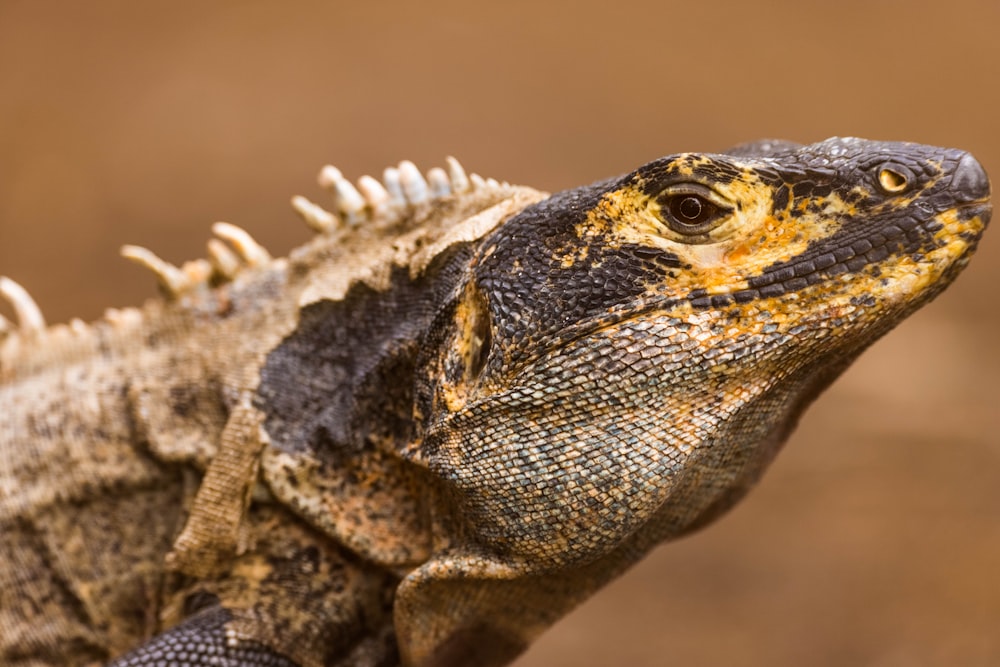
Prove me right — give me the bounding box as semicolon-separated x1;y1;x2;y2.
669;195;714;224
657;186;731;236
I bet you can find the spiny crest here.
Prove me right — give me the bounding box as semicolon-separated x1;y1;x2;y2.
293;156;497;232
119;219;272;299
120;156;504;299
0;277;98;350
0;157;506;343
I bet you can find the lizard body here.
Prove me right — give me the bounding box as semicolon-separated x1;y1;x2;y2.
0;138;990;666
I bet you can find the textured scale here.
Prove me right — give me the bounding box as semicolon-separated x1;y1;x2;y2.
0;141;991;667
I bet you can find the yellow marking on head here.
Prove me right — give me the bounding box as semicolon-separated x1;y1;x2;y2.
670;153;707;177
874;206;987;302
560;243;589;269
573;161;858;299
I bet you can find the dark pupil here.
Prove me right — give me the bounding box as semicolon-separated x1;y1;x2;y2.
667;194;716;227
678;196;703;220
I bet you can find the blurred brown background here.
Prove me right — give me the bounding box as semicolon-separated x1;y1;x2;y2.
1;1;998;665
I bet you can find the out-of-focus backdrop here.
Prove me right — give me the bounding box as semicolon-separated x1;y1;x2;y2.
2;1;997;665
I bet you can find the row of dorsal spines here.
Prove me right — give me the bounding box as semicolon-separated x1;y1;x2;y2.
1;158;504;332
0;276;149;344
0;222;271;343
119;220;272;299
292;156;504;232
117;157;501;299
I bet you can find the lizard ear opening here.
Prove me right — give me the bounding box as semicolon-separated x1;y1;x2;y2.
434;281;492;413
463;284;492;381
452;282;492;384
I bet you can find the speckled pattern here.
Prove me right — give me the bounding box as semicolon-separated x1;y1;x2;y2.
0;139;990;666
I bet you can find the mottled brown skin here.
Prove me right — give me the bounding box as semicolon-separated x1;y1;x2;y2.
0;138;990;667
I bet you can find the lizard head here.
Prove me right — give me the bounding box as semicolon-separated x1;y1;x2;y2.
399;138;990;666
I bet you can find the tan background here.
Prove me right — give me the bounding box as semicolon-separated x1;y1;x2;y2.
1;1;998;665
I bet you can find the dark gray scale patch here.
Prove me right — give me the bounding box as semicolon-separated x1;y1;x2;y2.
721;139;803;158
623;244;683;268
771;184;790;214
107;607;299;667
792;181;818;199
255;248;474;459
689;160;744;185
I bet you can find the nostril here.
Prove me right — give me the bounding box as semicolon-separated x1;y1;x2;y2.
951;152;990;202
878;168;908;193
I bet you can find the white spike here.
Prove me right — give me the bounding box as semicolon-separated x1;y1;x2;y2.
180;259;212;286
485;177;500;189
446;156;470;193
337;180;367;218
122;308;144;327
382;167;406;207
427;167;451;197
211;222;271;267
398;160;429;204
44;321;66;339
317;164;344;188
318;164;366;223
333;180;366;221
469;173;487;190
104;307;142;328
357;175;391;217
207;238;241;280
121;246;191;296
69;318;89;335
0;277;46;334
291;195;338;233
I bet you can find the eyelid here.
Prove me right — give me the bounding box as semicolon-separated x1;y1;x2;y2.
650;181;738;243
659;183;732;210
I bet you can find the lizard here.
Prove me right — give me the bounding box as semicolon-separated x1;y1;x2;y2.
0;137;990;667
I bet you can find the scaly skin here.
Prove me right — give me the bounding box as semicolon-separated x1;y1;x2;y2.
0;138;990;667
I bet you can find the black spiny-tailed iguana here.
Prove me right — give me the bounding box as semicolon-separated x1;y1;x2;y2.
0;138;991;666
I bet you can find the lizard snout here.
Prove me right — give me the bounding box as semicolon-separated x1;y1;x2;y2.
949;151;991;204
